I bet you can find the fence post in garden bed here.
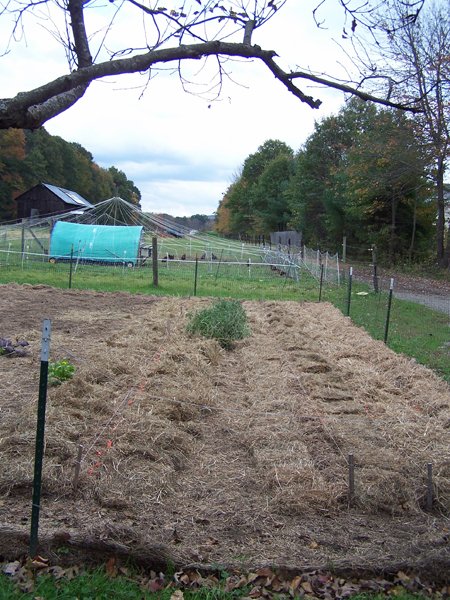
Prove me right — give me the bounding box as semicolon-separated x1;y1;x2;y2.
29;319;51;558
194;255;199;296
346;267;353;316
152;236;158;287
383;278;394;344
372;245;379;293
319;263;324;302
214;249;224;282
68;245;74;289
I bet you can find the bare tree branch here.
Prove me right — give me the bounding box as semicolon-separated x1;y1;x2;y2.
0;0;427;129
286;69;422;112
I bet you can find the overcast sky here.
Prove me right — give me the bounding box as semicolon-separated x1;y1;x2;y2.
2;1;354;216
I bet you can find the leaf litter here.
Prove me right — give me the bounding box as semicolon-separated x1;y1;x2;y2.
0;283;449;587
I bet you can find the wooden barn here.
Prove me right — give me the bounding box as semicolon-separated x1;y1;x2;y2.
15;183;93;221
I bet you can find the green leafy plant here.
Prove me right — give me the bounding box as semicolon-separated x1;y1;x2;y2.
48;358;75;386
186;299;250;349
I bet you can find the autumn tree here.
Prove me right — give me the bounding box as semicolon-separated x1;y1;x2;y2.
344;110;433;263
355;0;450;265
0;127;140;220
108;167;141;205
215;194;233;236
288;99;434;260
288;99;378;249
0;1;425;130
0;129;25;220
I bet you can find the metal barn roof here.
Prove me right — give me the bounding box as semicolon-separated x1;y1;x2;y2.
43;183;94;209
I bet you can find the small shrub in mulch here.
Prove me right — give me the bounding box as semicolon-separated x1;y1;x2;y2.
186;299;250;349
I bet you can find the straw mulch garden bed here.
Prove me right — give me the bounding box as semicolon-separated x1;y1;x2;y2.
0;283;449;578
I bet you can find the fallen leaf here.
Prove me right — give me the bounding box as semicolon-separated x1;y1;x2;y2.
146;577;165;592
105;557;117;578
225;575;248;591
289;575;302;593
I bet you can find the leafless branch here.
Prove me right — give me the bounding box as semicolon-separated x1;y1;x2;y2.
286;68;421;111
0;0;428;129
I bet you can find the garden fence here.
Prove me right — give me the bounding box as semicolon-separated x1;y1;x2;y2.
0;241;448;380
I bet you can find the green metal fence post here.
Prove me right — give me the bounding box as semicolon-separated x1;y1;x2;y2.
194;255;198;296
318;263;324;302
384;278;394;344
152;236;158;287
68;245;74;289
29;319;51;557
346;266;353;316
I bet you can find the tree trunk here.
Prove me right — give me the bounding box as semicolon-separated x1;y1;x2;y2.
408;193;417;263
389;192;398;265
435;156;447;267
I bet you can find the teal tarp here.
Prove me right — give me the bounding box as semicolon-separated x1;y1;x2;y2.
49;222;143;265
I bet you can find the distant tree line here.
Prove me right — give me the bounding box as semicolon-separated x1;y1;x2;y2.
171;214;214;232
0;127;141;222
216;99;437;265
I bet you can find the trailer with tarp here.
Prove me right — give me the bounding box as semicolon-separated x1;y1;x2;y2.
49;221;144;267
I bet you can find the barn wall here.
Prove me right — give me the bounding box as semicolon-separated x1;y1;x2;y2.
16;186;71;220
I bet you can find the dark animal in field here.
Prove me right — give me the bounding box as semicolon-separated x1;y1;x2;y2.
161;254;175;262
270;264;287;276
181;254;186;260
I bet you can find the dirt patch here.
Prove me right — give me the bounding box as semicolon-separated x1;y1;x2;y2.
0;283;449;578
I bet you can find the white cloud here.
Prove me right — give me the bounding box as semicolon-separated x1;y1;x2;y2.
1;1;352;216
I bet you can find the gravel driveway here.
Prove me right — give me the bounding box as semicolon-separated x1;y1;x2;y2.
394;290;450;316
352;266;450;316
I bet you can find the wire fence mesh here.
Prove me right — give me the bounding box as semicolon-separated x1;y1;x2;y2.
0;240;448;379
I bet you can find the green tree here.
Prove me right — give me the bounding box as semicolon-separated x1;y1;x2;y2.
254;153;294;233
225;139;294;236
344;110;433;263
288;99;434;260
224;178;254;237
288;100;378;249
108;167;141;205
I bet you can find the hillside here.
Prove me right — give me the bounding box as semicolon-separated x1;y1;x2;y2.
0;128;140;221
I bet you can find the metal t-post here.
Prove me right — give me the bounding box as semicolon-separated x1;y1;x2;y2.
29;319;51;557
152;236;158;287
346;267;353;316
384;278;394;344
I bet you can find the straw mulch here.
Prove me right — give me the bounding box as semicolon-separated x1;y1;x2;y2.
0;283;449;576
